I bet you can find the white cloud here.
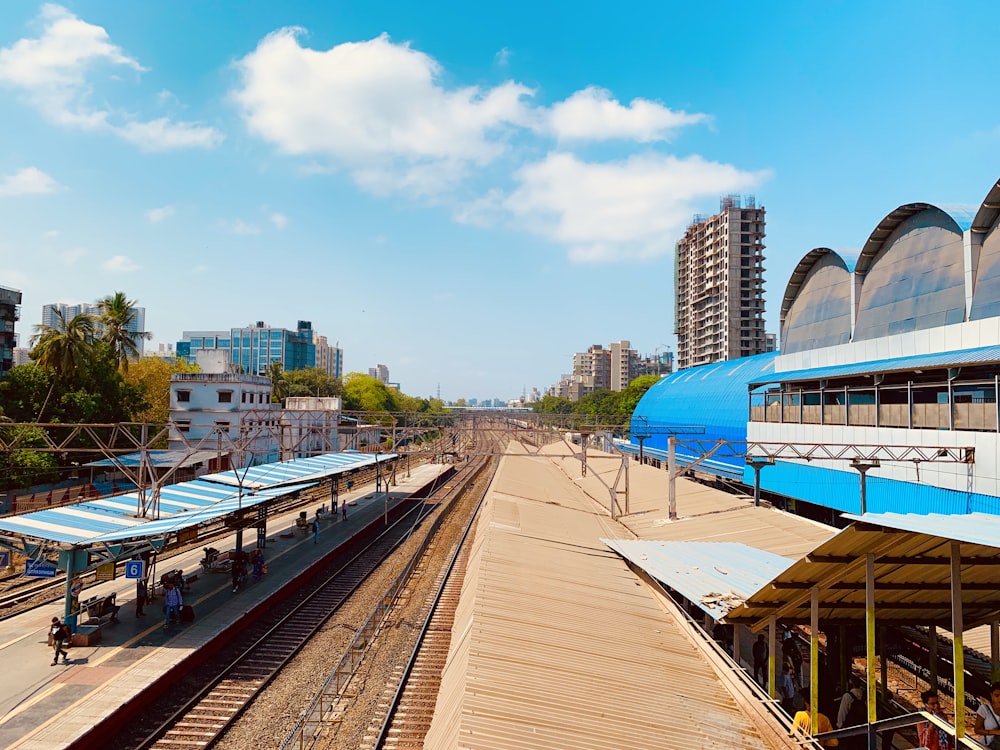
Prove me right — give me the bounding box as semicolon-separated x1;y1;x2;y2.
118;118;224;152
268;211;288;229
0;5;223;150
548;87;708;142
146;205;175;223
232;30;533;194
495;47;511;67
0;166;62;196
231;26;768;264
193;264;208;273
61;247;87;263
103;254;139;272
221;220;261;235
43;229;59;238
467;152;769;263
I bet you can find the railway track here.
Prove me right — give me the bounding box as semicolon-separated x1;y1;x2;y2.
123;457;483;750
369;503;476;749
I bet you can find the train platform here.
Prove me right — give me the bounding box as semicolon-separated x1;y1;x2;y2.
0;462;450;750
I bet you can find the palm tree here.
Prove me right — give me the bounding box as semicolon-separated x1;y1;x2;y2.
30;310;97;420
97;292;152;372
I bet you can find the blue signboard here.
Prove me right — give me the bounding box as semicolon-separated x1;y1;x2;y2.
125;560;144;579
25;559;57;578
0;551;8;568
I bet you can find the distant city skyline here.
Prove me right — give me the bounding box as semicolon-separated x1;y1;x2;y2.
2;3;999;400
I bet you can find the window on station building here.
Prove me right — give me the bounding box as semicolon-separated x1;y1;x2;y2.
175;420;191;433
218;390;233;403
176;390;191;402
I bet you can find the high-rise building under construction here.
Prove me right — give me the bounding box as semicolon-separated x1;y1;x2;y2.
674;195;767;370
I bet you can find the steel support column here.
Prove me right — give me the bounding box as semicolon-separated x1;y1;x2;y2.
952;541;966;742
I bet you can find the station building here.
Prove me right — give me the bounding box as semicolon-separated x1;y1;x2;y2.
633;177;1000;517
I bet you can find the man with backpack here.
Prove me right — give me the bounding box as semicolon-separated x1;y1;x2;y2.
836;685;867;749
49;617;70;666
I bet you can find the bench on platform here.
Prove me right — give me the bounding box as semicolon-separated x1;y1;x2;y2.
80;593;119;626
71;624;102;647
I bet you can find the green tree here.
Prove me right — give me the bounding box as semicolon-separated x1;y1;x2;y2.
0;363;53;422
123;356;198;424
282;367;343;399
97;291;152;372
0;424;58;489
30;310;97;420
342;373;400;413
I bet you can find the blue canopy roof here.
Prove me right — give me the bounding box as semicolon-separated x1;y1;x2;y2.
83;450;218;469
0;479;314;546
750;344;1000;387
201;451;396;489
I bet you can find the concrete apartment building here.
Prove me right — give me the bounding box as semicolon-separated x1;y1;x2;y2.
563;340;639;401
42;302;147;356
168;350;277;466
0;285;22;375
674;196;767;370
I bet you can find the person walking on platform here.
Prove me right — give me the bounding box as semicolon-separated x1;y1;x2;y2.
49;616;70;665
342;499;348;521
164;582;182;629
135;578;147;617
312;516;320;544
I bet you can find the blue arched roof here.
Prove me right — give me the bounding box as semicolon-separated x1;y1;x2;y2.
631;352;778;471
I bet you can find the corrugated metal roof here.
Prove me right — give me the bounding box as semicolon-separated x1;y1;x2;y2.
0;480;312;546
726;520;1000;630
83;450;218;469
841;511;1000;549
602;540;794;619
750;343;1000;386
424;446;794;750
201;451;395;489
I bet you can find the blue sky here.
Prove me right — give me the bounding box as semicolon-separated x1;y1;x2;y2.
1;2;998;402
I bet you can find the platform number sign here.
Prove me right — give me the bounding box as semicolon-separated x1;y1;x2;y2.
0;551;8;569
125;560;144;579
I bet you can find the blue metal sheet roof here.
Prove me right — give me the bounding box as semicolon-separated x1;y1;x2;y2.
750;344;1000;387
631;353;778;473
602;539;794;619
86;483;314;543
83;450;218;469
0;480;313;546
201;451;395;489
842;511;1000;548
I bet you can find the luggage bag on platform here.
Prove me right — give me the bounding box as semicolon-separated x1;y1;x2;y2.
179;605;195;623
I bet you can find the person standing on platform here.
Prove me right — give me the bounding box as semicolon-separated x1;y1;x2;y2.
752;633;768;687
49;616;70;666
790;688;838;747
975;682;1000;747
342;499;348;521
312;516;320;544
778;664;796;714
918;690;953;750
135;578;147;617
164;582;182;629
836;685;866;750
